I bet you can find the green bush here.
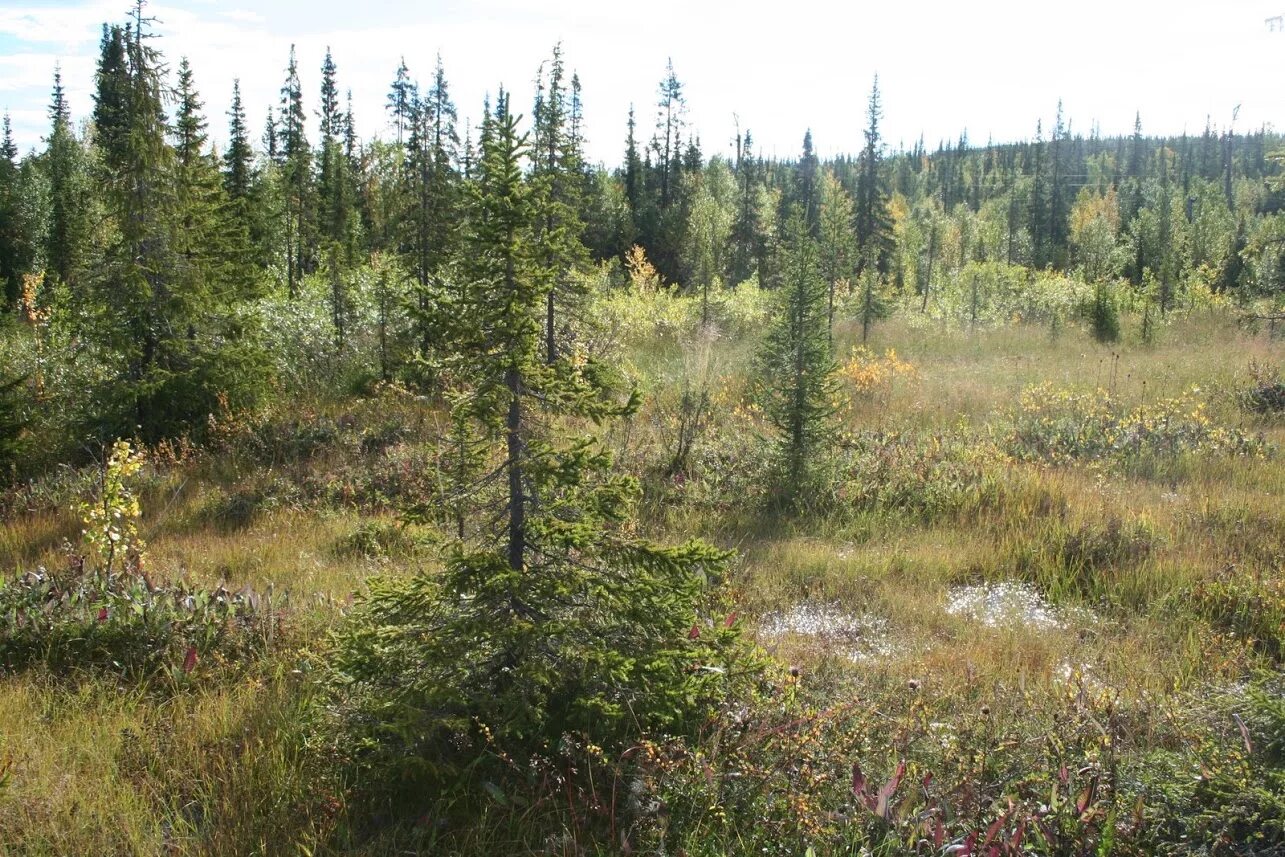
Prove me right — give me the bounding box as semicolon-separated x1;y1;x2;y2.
1006;383;1270;467
1240;361;1285;415
1142;675;1285;852
332;519;433;560
835;430;1006;521
1194;571;1285;662
0;566;277;682
0;370;27;477
1087;280;1120;343
317;544;763;826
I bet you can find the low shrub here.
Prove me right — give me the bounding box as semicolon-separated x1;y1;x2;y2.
315;544;767;843
1141;674;1285;852
1239;360;1285;415
837;346;920;400
0;565;278;683
1006;383;1270;467
1194;570;1285;663
331;519;434;560
834;430;1006;521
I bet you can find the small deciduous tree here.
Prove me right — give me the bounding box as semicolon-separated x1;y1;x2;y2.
79;440;146;575
817;171;856;340
1069;186;1121;284
684;158;734;324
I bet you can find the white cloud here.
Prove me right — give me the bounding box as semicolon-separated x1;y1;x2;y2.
0;2;120;50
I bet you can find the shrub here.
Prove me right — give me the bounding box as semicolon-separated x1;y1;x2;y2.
1142;674;1285;852
332;519;433;560
0;566;276;682
1006;383;1270;467
1194;570;1285;662
317;547;764;827
1239;360;1285;415
0;370;26;478
837;346;919;400
78;440;147;576
1087;280;1120;343
834;430;1005;521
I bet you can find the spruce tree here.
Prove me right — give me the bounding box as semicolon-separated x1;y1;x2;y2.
223;79;254;202
91;7;181;436
93;23;131;165
261;105;278;162
325;92;746;801
653;60;684;209
222;79;260;280
1047;100;1069;268
1123;112;1146;228
386;57;414;146
623;104;642;217
278;45;313;297
855;76;894;277
794;129;820;235
316;48;353;345
88;5;264;440
44;66;90;303
0;370;26;477
316;48;352;248
531;43;589;362
756;207;836;505
1028;121;1049;267
645;60;689;281
173;57;250;304
728;127;765;286
401;55;459;360
0;114;22;309
1157;147;1176;315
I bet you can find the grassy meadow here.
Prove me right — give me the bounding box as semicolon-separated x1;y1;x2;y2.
1;290;1282;855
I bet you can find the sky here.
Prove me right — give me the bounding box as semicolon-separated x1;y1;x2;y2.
0;0;1282;166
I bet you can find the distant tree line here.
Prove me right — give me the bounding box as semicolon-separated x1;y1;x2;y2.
1;1;1283;448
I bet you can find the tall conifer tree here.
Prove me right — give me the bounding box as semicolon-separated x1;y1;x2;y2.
0;114;22;308
401;55;460;359
44;67;89;301
855;76;893;276
278;45;313;297
531;43;589;363
326;93;742;789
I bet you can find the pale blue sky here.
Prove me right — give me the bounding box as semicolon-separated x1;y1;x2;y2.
1;0;1281;164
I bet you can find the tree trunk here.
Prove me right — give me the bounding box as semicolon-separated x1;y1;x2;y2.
506;365;524;573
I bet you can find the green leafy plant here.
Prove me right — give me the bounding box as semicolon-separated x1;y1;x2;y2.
78;439;146;575
0;566;276;682
1006;383;1270;467
0;369;26;477
1239;361;1285;415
